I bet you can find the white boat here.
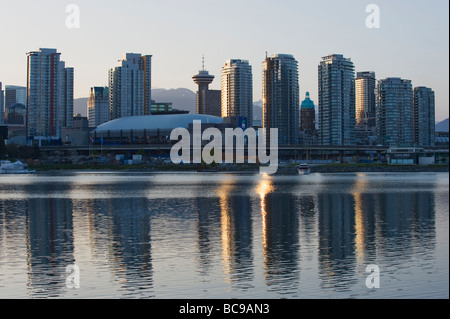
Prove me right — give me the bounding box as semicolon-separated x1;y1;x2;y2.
297;163;311;175
0;161;36;175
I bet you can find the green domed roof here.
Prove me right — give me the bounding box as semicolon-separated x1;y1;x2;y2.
301;92;315;109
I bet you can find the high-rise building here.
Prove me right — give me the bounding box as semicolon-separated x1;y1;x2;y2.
299;92;317;146
109;53;152;120
26;48;74;139
262;54;299;145
4;85;27;125
355;71;376;129
300;92;316;134
221;59;253;127
6;103;26;125
88;87;110;128
0;83;4;124
5;86;26;119
413;86;435;147
376;77;414;146
60;64;74;130
192;61;221;118
318;54;356;146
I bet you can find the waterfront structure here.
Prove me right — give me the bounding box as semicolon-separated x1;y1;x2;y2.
221;59;253;127
262;54;300;145
109;53;152;120
192;59;221;117
26;48;74;139
376;77;414;146
318;54;356;146
413;86;435;147
88;87;110;128
0;83;4;124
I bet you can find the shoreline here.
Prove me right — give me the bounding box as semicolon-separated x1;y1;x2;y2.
26;163;449;175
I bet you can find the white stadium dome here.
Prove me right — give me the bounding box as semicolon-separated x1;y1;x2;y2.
94;114;224;132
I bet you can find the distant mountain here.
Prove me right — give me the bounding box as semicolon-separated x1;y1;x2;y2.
436;118;449;132
74;98;88;117
152;88;196;113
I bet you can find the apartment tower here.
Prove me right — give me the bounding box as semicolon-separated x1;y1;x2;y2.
109;53;152;120
26;48;74;139
262;54;300;145
221;59;253;127
318;54;356;146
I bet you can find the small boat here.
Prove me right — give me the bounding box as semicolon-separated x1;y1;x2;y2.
0;161;36;175
297;163;311;175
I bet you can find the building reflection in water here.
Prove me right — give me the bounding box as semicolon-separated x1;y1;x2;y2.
0;173;441;298
23;179;155;297
217;177;254;290
106;196;153;293
256;175;300;295
24;183;75;298
195;196;222;277
318;189;358;291
69;179;154;295
374;191;436;260
351;176;370;266
317;174;437;292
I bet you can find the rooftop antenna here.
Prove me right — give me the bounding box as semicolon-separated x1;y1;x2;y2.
202;54;205;71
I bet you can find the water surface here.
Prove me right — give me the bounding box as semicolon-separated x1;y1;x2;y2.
0;172;448;299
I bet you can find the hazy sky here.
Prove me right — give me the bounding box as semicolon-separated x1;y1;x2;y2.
0;0;448;121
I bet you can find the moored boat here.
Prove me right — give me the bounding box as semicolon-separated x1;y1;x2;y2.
297;163;311;175
0;161;36;175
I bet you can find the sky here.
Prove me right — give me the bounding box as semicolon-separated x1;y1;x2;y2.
0;0;448;121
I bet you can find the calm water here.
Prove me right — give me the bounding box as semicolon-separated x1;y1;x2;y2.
0;171;448;299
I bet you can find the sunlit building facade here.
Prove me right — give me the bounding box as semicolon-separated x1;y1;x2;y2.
318;54;356;146
413;86;435;147
221;59;253;127
88;87;110;128
355;71;376;129
109;53;152;120
262;54;299;145
26;48;74;139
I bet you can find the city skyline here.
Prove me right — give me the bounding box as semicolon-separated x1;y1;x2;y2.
0;0;448;122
